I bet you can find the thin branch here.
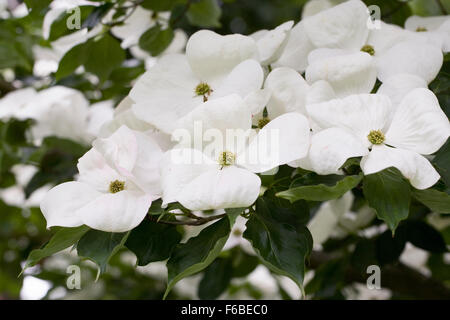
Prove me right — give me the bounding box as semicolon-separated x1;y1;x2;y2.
103;0;143;27
150;213;227;226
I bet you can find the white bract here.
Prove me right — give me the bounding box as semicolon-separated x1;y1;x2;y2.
160;95;311;210
8;86;113;144
130;30;264;133
26;0;450;251
40;126;163;232
405;15;450;52
304;88;450;189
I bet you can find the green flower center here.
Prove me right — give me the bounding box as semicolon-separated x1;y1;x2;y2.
218;151;235;166
232;228;243;237
367;130;385;145
109;180;125;193
361;44;375;56
258;117;271;129
195;82;212;102
416;26;427;32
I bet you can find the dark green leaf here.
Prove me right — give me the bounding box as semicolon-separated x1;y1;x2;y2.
427;253;450;281
230;248;259;278
139;25;174;57
305;258;346;298
82;3;114;29
141;0;183;11
22;226;89;273
401;220;447;253
48;6;95;41
84;34;125;83
413;188;450;213
187;0;222;28
351;238;377;274
125;219;182;266
375;229;406;265
198;257;233;300
24;137;88;197
433;138;450;187
164;210;241;299
243;197;312;296
276;173;362;202
55;41;91;80
77;230;129;276
363;168;411;233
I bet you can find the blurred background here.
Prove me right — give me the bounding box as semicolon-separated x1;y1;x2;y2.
0;0;449;300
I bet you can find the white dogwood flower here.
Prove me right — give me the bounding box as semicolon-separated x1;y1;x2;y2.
0;87;38;120
250;21;294;66
405;15;450;52
377;73;427;107
304;88;450;189
11;86;113;144
275;0;369;72
305;48;377;97
130;30;264;133
263;67;335;117
276;0;443;88
160;95;311;210
40;126;163;232
376;40;443;84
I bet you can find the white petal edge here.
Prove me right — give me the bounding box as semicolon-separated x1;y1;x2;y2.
306;127;368;175
40;182;100;229
385;88;450;155
177;166;261;211
77;191;153;232
361;145;440;190
238;112;311;173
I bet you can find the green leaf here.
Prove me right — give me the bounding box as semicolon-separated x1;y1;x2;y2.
21;226;89;274
276;173;362;202
198;257;233;300
401;220;447;253
24;137;88;198
55;41;91;81
84;34;125;83
77;230;129;276
24;0;52;15
125;219;182;266
363;168;411;233
413;188;450;213
56;33;125;82
82;3;114;29
141;0;183;11
164;209;241;299
48;6;95;41
432;138;450;187
243;197;313;296
0;20;34;71
375;229;406;265
186;0;221;28
428;253;450;281
139;25;174;57
408;0;445;16
229;247;260;278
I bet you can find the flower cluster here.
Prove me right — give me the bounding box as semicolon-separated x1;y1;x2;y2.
0;0;446;236
30;0;450;233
